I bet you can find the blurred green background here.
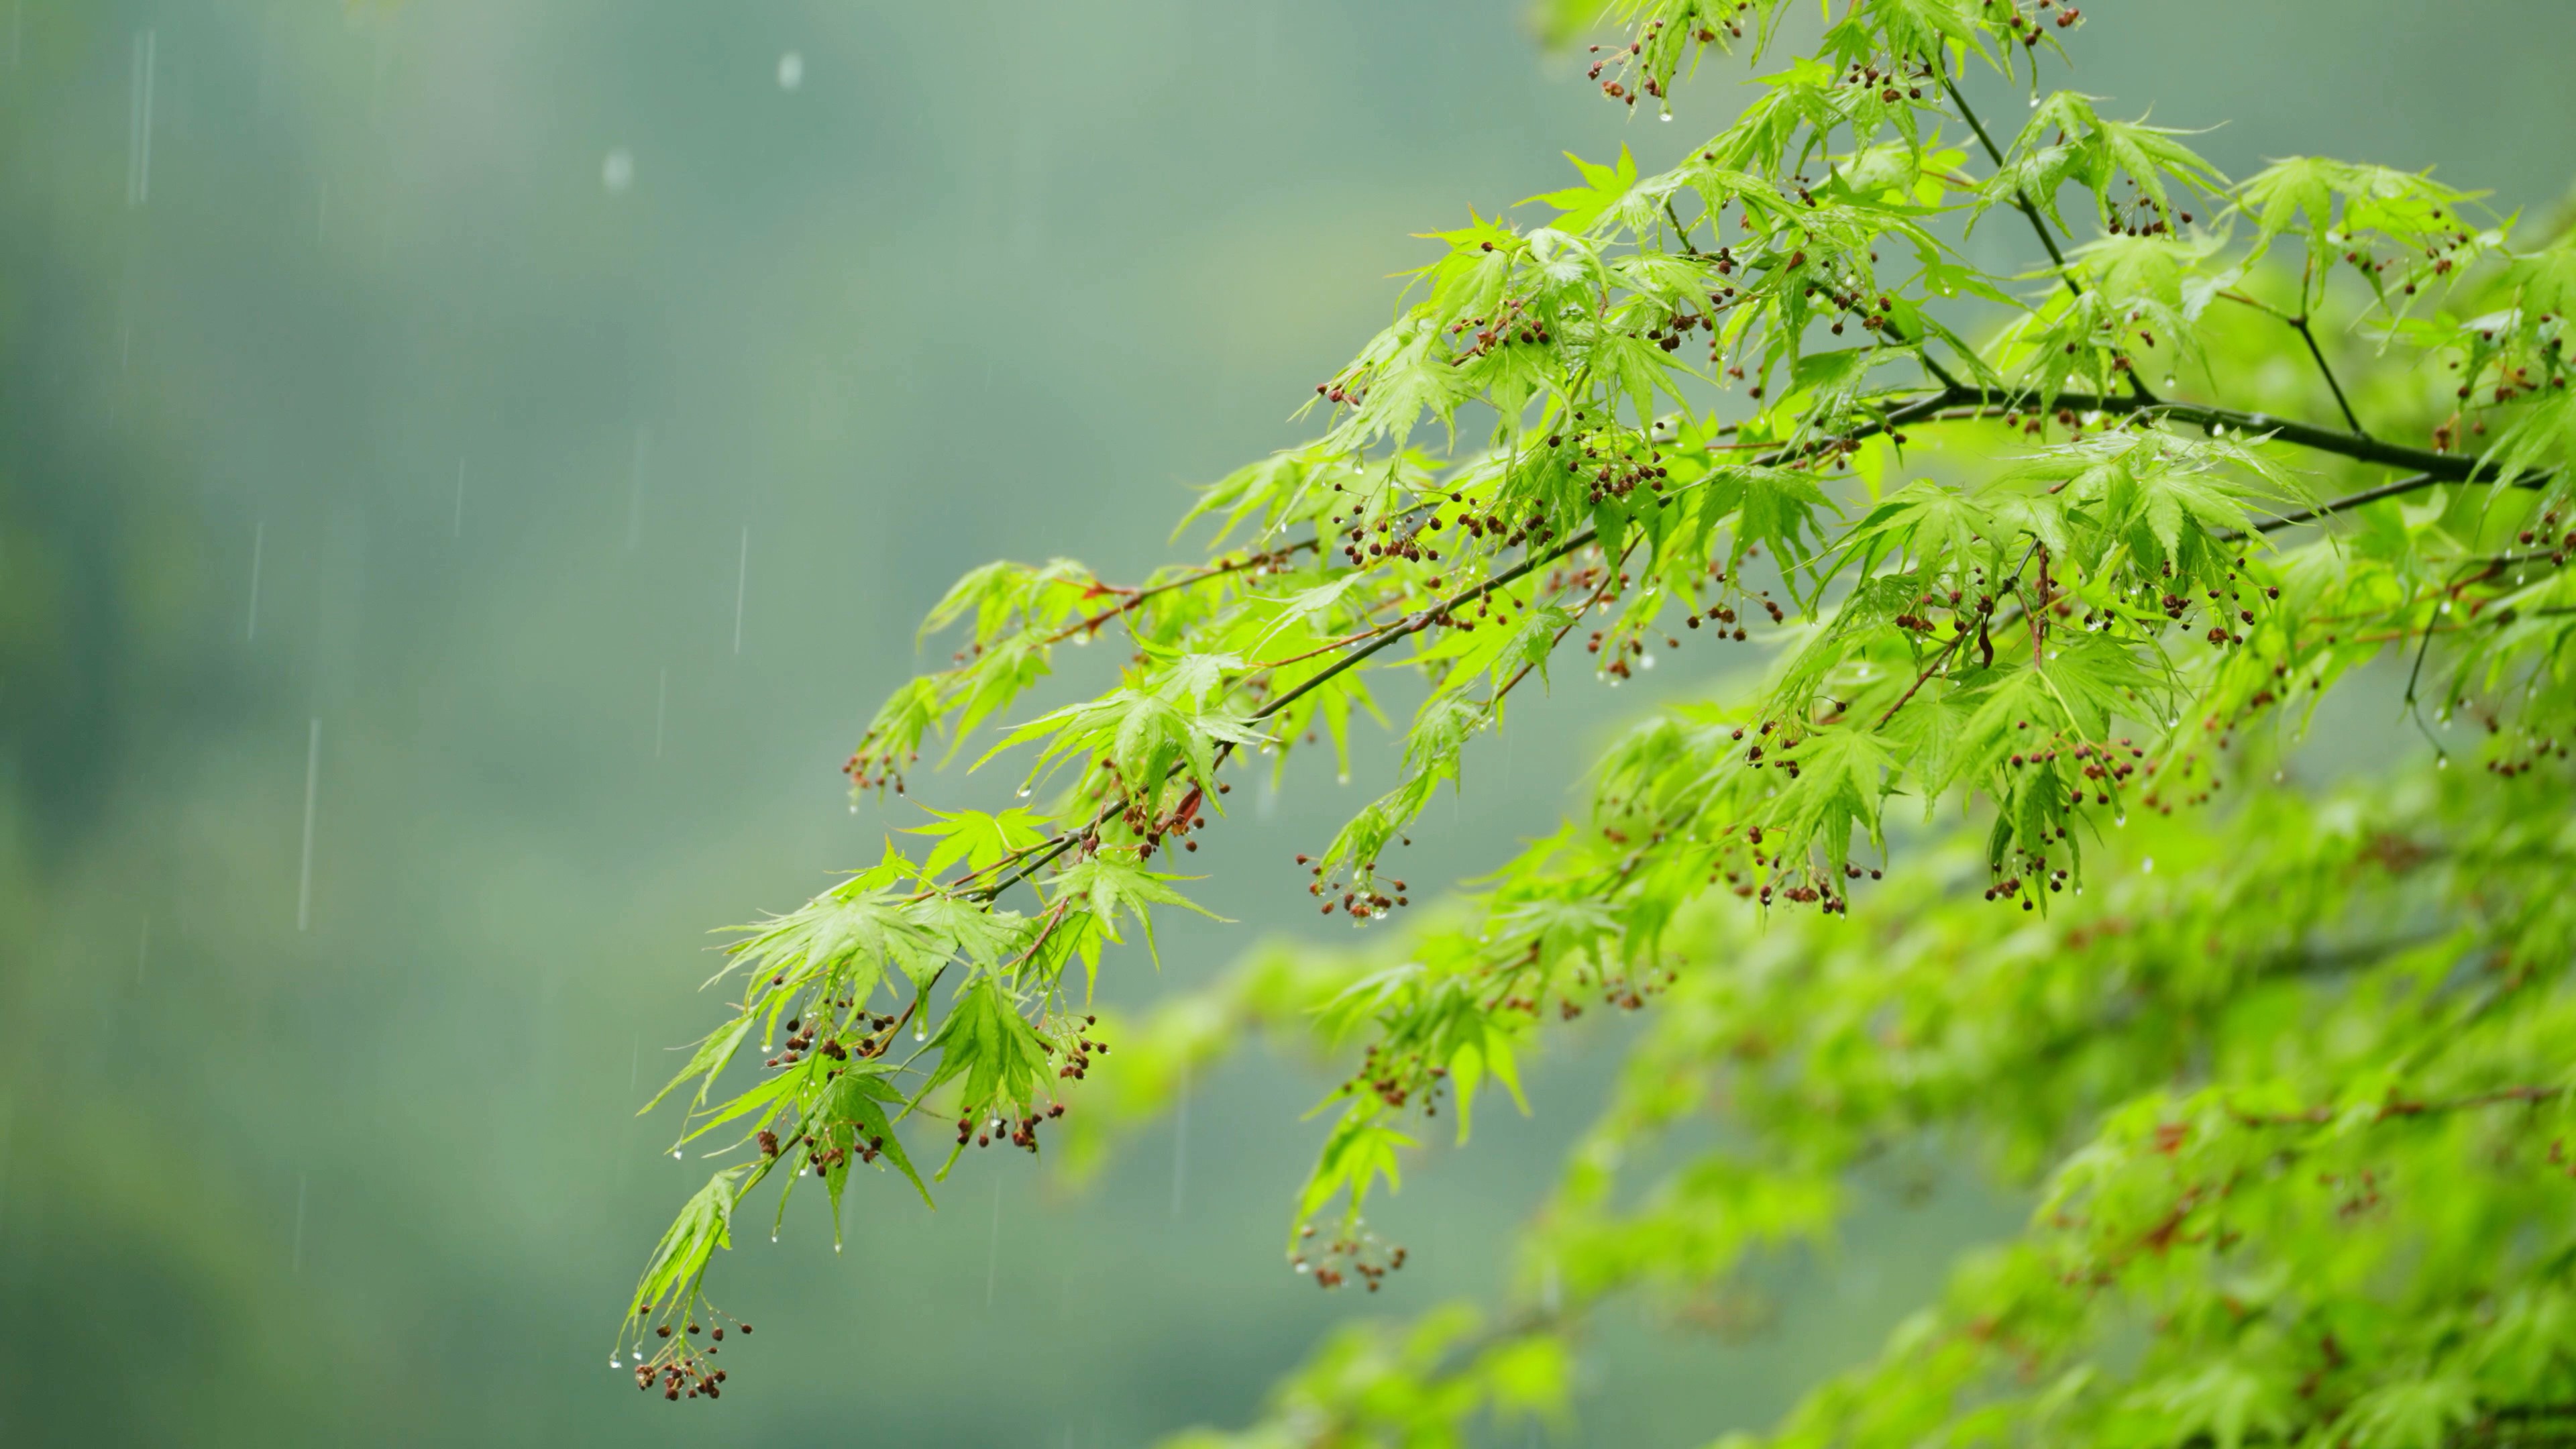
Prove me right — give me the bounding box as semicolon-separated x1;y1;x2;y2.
3;1;2571;1444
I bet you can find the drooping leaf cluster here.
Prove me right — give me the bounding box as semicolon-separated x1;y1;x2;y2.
619;0;2576;1436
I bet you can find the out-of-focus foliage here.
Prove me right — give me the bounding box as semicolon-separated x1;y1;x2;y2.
617;0;2576;1436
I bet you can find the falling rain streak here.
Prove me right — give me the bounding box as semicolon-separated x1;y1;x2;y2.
290;1173;309;1274
731;527;749;654
625;427;649;547
245;521;265;641
297;719;321;931
653;667;668;758
125;30;156;207
985;1176;1003;1307
1171;1059;1189;1220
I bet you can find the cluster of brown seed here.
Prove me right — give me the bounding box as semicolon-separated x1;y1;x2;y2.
632;1316;749;1402
1576;963;1677;1010
1352;1042;1432;1110
2103;178;2194;238
1077;761;1227;863
1586;8;1756;106
1985;0;2081;44
2343;211;2482;298
2481;736;2567;779
1711;857;1882;910
843;741;914;796
1330;511;1444;568
765;1010;900;1071
1447;289;1552;365
1055;1014;1108;1081
957;1100;1068;1152
1838;54;1935;104
1701;815;1883;912
1587;36;1658;104
1293;1223;1410;1291
1296;853;1413;924
759;1124;889;1174
2327;1168;2387;1220
1684;600;1752;641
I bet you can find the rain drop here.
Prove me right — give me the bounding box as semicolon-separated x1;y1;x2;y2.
602;148;635;193
672;1150;683;1160
2162;376;2178;388
2141;857;2155;873
1016;787;1032;798
776;51;804;91
913;1018;926;1042
2437;755;2450;769
1659;111;1673;122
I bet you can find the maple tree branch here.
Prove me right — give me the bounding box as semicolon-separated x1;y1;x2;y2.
2231;1083;2567;1128
2292;316;2369;437
1941;74;2159;407
1944;75;2076;295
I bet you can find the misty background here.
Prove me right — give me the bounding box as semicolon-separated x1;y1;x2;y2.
2;1;2569;1444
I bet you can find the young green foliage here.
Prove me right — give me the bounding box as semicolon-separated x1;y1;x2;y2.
619;0;2576;1434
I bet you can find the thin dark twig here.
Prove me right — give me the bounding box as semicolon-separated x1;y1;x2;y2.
968;388;1977;904
2243;470;2551;537
1941;74;2160;408
1943;75;2076;293
2291;315;2369;436
1662;199;1701;258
